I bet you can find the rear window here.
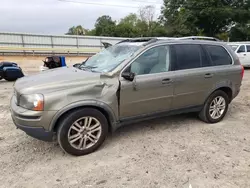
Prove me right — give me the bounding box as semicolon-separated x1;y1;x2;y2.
205;45;232;66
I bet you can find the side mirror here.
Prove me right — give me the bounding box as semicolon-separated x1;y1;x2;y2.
121;72;135;81
73;63;81;68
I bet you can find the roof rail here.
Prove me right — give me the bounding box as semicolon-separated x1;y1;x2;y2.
178;36;221;41
117;37;178;46
142;38;159;46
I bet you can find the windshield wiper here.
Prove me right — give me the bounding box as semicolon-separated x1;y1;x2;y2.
79;65;99;72
80;65;97;69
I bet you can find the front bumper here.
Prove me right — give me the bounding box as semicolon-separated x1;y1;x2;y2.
10;96;57;142
13;123;54;141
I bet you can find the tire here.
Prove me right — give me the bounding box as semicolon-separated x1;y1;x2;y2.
199;90;229;123
4;77;17;82
57;108;109;156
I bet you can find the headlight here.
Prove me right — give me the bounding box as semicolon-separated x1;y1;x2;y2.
19;94;44;111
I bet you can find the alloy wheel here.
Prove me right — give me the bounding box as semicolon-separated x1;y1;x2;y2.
67;116;102;150
209;96;226;120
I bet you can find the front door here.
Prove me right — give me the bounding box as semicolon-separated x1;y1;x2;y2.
119;45;174;119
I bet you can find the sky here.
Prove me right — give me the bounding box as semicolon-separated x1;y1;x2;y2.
0;0;163;35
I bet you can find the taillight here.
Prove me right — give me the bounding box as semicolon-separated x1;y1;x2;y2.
241;65;244;79
236;58;244;79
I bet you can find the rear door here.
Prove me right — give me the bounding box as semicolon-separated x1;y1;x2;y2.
171;44;215;109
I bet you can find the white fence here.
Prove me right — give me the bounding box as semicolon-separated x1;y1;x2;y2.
0;32;127;55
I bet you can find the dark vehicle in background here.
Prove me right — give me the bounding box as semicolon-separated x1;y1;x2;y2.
0;62;24;81
40;56;66;71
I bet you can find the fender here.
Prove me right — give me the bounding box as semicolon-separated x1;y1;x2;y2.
205;80;233;102
49;100;118;131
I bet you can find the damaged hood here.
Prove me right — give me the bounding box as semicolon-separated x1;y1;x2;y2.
14;67;103;94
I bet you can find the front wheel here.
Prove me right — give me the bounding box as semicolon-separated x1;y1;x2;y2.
57;108;109;156
199;90;229;123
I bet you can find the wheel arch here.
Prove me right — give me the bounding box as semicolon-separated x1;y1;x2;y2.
206;86;233;104
50;100;117;133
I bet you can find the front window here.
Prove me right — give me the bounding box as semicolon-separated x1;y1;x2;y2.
79;43;142;73
129;45;171;75
237;45;246;53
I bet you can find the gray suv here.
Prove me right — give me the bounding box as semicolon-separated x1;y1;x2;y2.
10;38;244;156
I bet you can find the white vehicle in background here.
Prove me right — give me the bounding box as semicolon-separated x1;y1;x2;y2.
228;42;250;67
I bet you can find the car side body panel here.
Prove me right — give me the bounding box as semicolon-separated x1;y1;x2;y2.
119;72;175;118
171;67;217;109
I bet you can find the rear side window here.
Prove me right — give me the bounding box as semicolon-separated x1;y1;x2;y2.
205;45;232;66
173;44;202;70
247;45;250;52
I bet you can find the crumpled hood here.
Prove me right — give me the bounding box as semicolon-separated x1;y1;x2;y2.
14;67;102;94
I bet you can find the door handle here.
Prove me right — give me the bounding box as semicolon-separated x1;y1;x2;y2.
162;78;173;84
204;73;214;78
243;54;247;56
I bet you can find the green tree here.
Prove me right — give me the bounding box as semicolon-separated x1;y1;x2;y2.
229;23;250;41
119;13;138;26
161;0;250;37
66;25;88;35
86;29;96;36
114;14;140;37
94;15;116;36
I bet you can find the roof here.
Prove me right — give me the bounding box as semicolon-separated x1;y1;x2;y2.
118;37;226;48
117;36;222;46
228;42;250;45
150;39;226;46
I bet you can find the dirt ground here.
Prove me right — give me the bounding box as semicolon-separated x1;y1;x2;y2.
0;58;250;188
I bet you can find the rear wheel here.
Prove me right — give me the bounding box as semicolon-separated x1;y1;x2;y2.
57;108;109;156
199;90;229;123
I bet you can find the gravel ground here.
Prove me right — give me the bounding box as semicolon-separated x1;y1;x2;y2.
0;63;250;188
